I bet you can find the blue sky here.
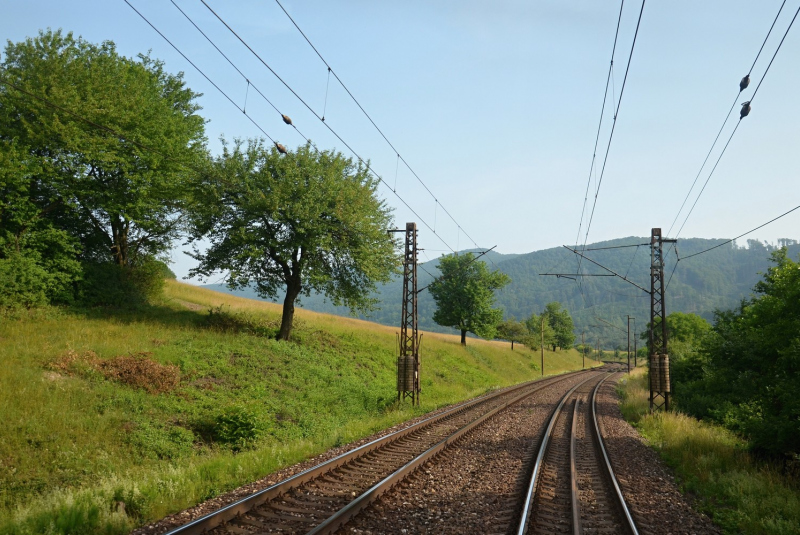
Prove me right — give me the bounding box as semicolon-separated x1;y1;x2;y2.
2;0;799;281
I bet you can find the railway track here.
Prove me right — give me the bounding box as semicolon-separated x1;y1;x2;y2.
516;371;637;535
163;369;593;535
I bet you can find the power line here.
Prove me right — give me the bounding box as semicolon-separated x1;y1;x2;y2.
583;242;649;251
270;0;484;253
574;0;627;254
680;204;800;261
667;0;791;238
579;0;646;254
128;1;459;255
195;0;469;254
749;3;800;104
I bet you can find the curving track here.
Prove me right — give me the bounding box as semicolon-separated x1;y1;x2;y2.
516;371;637;535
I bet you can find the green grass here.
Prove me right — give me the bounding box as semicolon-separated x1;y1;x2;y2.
617;369;800;535
0;281;599;534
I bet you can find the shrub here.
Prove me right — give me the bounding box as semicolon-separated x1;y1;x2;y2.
79;260;165;307
212;407;264;450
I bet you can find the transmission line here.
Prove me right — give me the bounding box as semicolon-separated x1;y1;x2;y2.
574;0;646;309
579;0;646;256
667;0;792;238
269;0;484;253
681;204;800;261
194;0;478;254
127;1;462;255
574;0;626;255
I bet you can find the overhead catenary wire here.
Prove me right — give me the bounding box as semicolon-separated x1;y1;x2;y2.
125;0;283;145
129;0;462;255
195;0;471;255
583;242;649;251
667;0;792;238
575;0;646;309
579;0;646;255
270;0;485;253
680;204;800;261
574;0;627;256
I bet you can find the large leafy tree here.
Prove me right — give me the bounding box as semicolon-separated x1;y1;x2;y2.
542;302;575;351
429;253;510;345
187;139;397;341
525;312;555;351
0;30;206;268
496;317;527;350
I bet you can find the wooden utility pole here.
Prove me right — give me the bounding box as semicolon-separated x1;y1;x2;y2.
581;331;585;369
627;315;632;374
633;317;638;367
540;315;545;377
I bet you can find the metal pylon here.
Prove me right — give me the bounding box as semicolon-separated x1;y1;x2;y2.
649;228;675;411
395;222;419;405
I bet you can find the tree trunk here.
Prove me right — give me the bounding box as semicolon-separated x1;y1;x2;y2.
277;281;301;341
460;329;467;345
511;340;515;350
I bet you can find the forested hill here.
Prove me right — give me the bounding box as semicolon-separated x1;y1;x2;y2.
204;237;800;347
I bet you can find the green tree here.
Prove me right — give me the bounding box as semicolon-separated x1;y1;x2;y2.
0;139;82;307
429;253;510;345
525;312;555;351
187;139;397;341
679;249;800;457
496;317;527;349
542;302;575;351
0;30;206;269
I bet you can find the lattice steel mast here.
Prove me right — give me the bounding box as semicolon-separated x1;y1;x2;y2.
649;228;676;411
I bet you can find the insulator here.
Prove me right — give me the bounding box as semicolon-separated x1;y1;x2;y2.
275;142;288;154
739;74;750;91
740;101;751;119
282;114;292;125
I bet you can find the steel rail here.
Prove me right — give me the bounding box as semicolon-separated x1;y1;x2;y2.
164;369;590;535
570;398;582;535
515;374;599;535
591;373;639;535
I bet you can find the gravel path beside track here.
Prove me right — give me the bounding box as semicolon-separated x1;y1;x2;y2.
595;376;720;535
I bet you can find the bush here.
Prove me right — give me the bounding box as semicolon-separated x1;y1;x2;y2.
0;254;51;309
79;260;166;307
194;407;266;451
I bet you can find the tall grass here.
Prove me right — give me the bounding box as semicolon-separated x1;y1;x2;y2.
0;281;599;534
617;369;800;535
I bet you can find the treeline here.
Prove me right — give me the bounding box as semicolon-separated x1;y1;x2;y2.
495;302;576;351
660;249;800;460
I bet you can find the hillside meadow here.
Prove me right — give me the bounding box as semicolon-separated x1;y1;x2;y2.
0;280;599;534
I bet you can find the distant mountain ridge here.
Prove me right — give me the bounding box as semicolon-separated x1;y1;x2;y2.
203;237;800;348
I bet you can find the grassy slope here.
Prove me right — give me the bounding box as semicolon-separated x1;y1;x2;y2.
0;280;599;534
617;369;800;535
